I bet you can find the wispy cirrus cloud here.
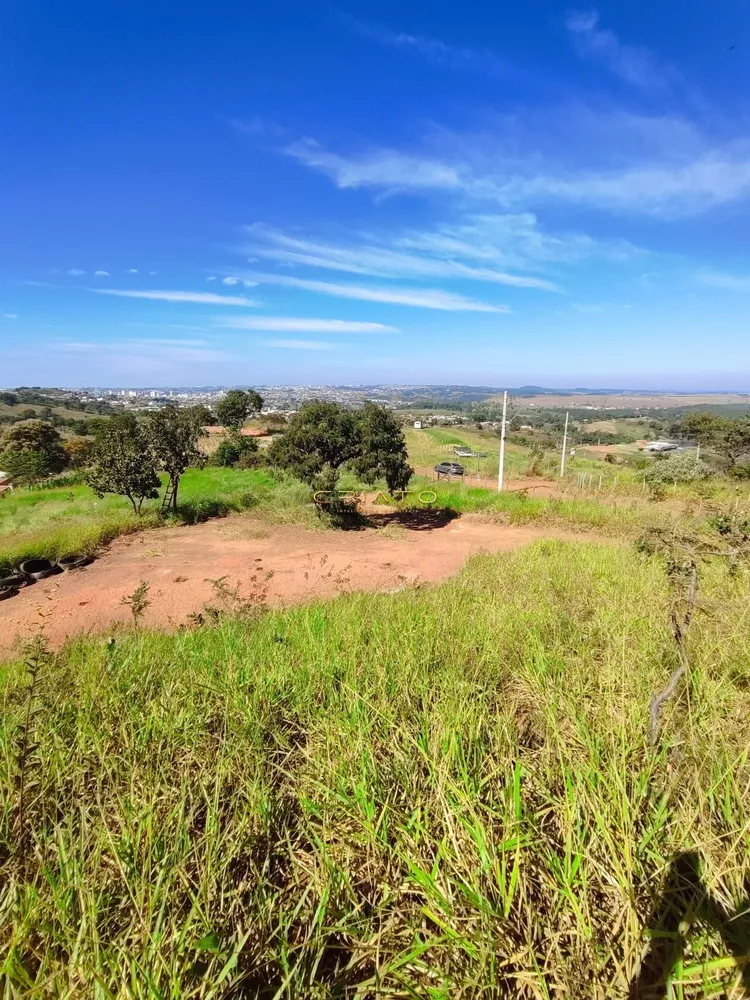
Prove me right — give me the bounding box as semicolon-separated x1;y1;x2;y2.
2;313;18;319
697;270;750;291
347;18;508;77
281;112;750;218
243;271;509;312
565;10;676;90
243;219;632;286
55;338;230;363
285;138;463;193
259;339;334;350
90;288;259;306
67;268;85;276
218;316;399;333
93;270;110;277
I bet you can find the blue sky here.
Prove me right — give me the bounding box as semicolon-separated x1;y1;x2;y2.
2;0;750;389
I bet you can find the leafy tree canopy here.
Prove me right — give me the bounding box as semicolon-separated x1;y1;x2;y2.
269;401;413;495
216;389;263;432
85;415;160;514
0;449;51;486
147;405;204;510
1;420;68;476
352;402;413;492
268;402;359;490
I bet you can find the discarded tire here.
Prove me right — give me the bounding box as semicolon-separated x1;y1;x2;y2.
20;558;57;580
57;555;92;571
0;586;18;601
0;574;27;589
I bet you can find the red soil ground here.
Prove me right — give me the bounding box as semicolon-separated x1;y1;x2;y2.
0;510;598;658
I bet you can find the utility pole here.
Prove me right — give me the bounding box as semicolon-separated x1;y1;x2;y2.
498;390;508;491
560;411;569;478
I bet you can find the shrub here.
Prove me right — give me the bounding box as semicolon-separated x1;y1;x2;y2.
211;435;259;468
1;420;68;477
645;452;712;485
64;436;94;468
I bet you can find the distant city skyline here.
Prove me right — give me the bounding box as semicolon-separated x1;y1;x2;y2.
3;1;750;388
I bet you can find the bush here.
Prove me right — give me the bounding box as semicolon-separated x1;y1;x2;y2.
64;436;94;468
236;451;266;470
645;452;712;485
211;436;258;468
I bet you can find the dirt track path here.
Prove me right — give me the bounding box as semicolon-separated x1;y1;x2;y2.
0;511;598;658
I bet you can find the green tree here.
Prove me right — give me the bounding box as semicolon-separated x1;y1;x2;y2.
211;435;258;468
64;436;94;469
679;412;723;446
0;449;50;486
1;420;68;478
268;401;359;490
352;402;413;492
85;415;160;514
269;401;413;496
216;389;263;432
147;404;204;511
185;403;217;426
717;417;750;469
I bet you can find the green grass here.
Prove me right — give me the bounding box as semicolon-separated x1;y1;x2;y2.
2;540;749;996
0;468;313;575
404;426;531;480
407;477;669;534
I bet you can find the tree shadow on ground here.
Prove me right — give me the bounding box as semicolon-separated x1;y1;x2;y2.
627;852;750;998
369;508;459;531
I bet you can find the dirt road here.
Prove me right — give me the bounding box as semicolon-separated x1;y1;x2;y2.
0;510;597;657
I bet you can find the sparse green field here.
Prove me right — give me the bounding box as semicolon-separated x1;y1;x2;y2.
404;426;530;480
0;468;312;575
2;542;750;996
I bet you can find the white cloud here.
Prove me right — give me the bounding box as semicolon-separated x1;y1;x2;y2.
697;270;750;291
348;19;507;76
260;339;334;350
245;272;509;312
90;288;259;306
217;316;399;333
285;138;463;193
206;276;217;282
222;276;239;285
565;10;675;90
126;268;138;274
281;120;750;217
67;268;86;276
93;270;110;277
149;270;159;275
55;338;229;363
244;219;633;287
2;313;18;319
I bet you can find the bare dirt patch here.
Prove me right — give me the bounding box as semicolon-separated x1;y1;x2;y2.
0;512;600;657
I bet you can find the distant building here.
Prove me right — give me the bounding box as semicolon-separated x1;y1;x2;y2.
413;420;422;429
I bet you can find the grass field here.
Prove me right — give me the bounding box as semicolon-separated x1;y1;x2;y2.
0;468;313;575
404;426;531;481
2;541;749;996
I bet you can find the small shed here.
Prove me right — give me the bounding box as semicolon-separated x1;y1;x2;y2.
413;420;422;429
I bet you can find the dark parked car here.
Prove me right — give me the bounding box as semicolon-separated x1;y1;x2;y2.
434;461;464;477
